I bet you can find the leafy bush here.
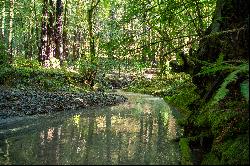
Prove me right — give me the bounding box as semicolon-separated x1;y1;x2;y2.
13;56;41;69
0;60;90;92
203;135;249;165
179;138;193;165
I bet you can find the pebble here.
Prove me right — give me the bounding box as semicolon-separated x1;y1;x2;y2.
0;87;127;119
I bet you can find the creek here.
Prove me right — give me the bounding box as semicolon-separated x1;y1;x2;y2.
0;91;182;165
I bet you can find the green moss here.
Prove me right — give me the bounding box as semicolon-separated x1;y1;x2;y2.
179;138;193;165
219;135;248;164
202;135;249;165
202;153;221;165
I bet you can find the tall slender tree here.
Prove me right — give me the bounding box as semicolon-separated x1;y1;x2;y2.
55;0;63;66
40;0;49;65
8;0;14;63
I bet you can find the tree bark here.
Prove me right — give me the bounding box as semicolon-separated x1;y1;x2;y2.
8;0;14;63
40;0;49;65
86;0;100;87
33;0;40;56
55;0;64;66
0;0;5;40
191;0;249;100
62;0;68;61
47;0;56;59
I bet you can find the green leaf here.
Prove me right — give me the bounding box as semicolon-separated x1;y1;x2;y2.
240;80;249;102
210;70;239;106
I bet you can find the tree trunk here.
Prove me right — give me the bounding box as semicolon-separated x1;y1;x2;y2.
86;0;100;87
33;0;40;56
47;0;55;60
177;1;249;164
62;0;68;61
55;0;63;66
0;0;5;40
190;0;249;101
8;0;14;63
88;8;95;64
40;0;49;65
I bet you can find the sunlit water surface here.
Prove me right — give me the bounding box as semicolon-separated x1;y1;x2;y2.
0;91;182;165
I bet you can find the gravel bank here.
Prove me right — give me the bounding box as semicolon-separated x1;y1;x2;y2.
0;87;127;119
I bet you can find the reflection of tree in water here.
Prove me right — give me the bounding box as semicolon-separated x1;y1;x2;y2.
134;111;154;164
105;109;112;165
156;111;168;164
84;112;95;164
0;139;11;165
38;127;59;165
156;110;180;165
167;115;177;140
0;94;180;165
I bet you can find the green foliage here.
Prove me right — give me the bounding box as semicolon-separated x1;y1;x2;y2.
240;79;249;102
0;61;91;92
125;71;199;116
209;63;248;106
0;64;13;84
0;43;7;65
204;135;249;165
201;153;221;165
199;62;234;77
165;85;199;114
179;138;193;165
77;57;98;75
12;57;41;69
198;53;249;106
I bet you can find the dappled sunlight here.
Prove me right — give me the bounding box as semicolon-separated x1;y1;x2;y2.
0;92;181;165
110;116;140;133
167;115;177;140
47;128;54;142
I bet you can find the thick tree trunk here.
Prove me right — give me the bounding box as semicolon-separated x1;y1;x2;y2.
171;0;249;102
0;0;6;64
178;1;249;163
190;0;249;102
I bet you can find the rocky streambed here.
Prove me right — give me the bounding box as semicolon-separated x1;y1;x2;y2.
0;86;127;119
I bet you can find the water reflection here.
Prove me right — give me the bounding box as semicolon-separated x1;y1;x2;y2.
0;92;181;165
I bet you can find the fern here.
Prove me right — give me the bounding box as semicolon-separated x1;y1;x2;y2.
199;64;234;76
198;54;236;76
240;80;249;102
210;63;249;106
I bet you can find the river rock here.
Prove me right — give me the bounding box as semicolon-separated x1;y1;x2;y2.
0;86;127;119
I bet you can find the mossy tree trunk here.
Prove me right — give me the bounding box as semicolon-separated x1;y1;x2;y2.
188;0;249;103
180;0;249;164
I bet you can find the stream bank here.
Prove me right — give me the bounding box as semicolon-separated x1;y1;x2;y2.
0;86;127;119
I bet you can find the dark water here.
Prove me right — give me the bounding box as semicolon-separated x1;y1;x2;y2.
0;92;182;165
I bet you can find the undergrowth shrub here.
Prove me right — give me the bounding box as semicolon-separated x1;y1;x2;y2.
0;58;91;92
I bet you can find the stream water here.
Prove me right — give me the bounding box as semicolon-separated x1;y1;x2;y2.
0;91;182;165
